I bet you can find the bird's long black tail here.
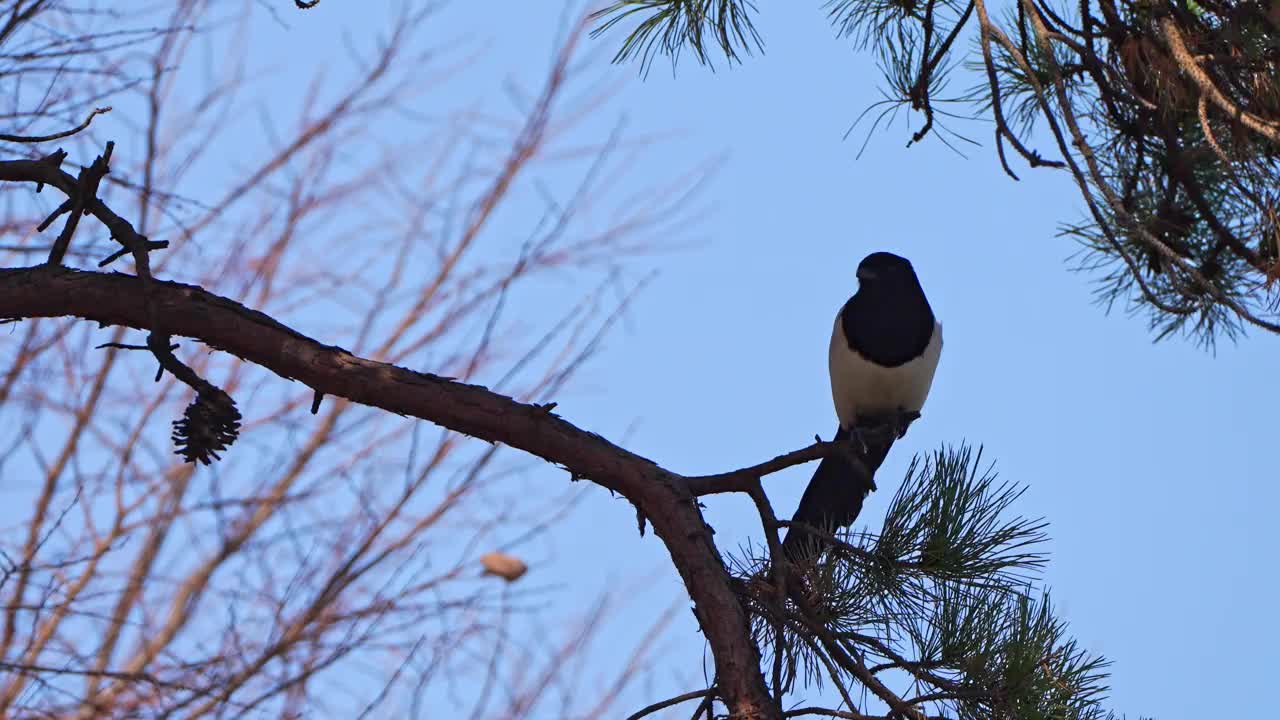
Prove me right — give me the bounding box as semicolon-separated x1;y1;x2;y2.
781;423;896;565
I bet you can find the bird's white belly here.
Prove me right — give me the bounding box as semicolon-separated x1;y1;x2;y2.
828;318;942;428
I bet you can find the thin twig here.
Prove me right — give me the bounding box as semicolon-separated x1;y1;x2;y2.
0;107;111;143
624;688;713;720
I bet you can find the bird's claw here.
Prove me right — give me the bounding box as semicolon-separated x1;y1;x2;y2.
894;408;921;438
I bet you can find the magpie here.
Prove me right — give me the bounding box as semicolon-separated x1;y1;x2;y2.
781;251;942;564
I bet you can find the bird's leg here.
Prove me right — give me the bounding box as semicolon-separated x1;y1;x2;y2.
852;412;897;447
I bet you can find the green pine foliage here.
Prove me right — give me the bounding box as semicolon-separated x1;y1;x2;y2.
729;445;1134;719
594;0;1280;348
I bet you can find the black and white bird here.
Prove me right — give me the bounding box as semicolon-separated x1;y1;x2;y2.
782;251;943;563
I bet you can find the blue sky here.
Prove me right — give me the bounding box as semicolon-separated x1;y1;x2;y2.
44;1;1278;717
546;4;1275;717
257;3;1276;717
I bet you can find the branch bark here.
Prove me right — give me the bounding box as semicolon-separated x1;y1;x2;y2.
0;264;781;719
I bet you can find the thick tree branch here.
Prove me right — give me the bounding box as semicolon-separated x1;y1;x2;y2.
0;264;781;719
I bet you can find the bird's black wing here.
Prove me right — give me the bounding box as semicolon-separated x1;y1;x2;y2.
780;423;896;565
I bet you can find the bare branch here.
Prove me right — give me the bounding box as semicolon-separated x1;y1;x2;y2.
0;107;111;143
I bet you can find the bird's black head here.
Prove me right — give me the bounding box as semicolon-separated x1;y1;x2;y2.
842;251;935;366
855;251;919;288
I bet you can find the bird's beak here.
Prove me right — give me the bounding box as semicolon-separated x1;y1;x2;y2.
856;267;876;283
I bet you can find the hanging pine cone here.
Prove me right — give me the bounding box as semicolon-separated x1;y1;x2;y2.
172;388;242;465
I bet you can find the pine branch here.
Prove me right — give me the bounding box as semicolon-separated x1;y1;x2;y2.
592;0;1280;346
591;0;762;71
